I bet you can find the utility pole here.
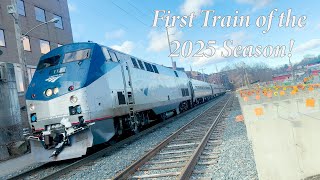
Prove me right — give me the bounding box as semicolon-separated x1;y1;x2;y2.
289;56;295;83
166;27;175;70
199;68;206;82
242;62;250;88
215;64;221;84
8;0;29;93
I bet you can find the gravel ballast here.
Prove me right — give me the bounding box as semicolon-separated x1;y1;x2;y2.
211;102;259;180
62;97;224;180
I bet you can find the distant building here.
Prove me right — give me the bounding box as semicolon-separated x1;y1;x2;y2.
272;73;291;82
0;0;73;124
221;73;232;90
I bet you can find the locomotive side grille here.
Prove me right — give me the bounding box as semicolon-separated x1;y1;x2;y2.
117;91;126;105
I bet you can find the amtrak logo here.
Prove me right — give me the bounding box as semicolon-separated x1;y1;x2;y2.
45;74;63;83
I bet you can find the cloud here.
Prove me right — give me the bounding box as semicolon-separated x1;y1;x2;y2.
105;29;126;40
227;31;248;45
111;41;134;54
147;28;183;52
236;0;273;10
295;39;320;53
180;0;214;15
189;46;230;67
68;3;77;12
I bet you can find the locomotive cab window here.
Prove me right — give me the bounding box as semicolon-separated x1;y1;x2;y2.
37;55;61;70
63;49;91;63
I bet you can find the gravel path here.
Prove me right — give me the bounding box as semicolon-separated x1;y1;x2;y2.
211;101;259;180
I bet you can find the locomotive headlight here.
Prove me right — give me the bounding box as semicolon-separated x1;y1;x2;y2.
45;89;53;97
70;95;78;103
53;87;59;94
29;104;35;111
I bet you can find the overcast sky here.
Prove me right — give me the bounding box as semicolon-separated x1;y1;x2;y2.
68;0;320;73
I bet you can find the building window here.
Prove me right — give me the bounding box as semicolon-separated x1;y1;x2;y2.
34;7;46;22
40;40;50;54
53;14;63;29
14;65;24;92
22;36;31;51
17;0;26;16
27;67;36;83
0;30;6;47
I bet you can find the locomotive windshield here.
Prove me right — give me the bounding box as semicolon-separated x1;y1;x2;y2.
63;49;91;63
37;55;61;70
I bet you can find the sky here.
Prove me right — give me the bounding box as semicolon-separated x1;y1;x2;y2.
67;0;320;74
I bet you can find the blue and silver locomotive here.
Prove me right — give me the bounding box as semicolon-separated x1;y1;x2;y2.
26;42;225;162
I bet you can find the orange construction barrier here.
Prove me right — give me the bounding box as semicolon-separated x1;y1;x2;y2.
255;107;264;116
306;98;315;107
291;90;297;95
308;86;314;92
235;115;244;122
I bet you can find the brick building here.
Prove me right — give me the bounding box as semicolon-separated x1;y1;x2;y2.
0;0;73;124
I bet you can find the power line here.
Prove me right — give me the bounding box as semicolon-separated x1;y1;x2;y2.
127;1;153;19
77;0;129;30
110;1;149;27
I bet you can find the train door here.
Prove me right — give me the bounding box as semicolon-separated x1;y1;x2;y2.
122;61;135;105
110;51;135;105
111;52;136;118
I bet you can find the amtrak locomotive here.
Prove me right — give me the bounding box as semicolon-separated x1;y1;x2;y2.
26;42;225;162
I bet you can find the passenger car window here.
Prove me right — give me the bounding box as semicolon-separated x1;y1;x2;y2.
137;60;145;70
152;65;159;74
144;62;154;72
174;71;179;77
63;49;91;63
131;58;139;69
102;47;111;61
109;52;119;62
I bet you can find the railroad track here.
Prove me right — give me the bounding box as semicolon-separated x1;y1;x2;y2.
113;94;233;179
7;95;228;180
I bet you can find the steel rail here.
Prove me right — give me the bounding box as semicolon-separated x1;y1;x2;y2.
112;94;232;179
178;95;232;179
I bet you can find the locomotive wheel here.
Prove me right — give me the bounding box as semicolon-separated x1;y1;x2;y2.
129;116;140;134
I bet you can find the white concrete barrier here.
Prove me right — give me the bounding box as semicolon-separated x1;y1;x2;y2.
238;88;320;180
